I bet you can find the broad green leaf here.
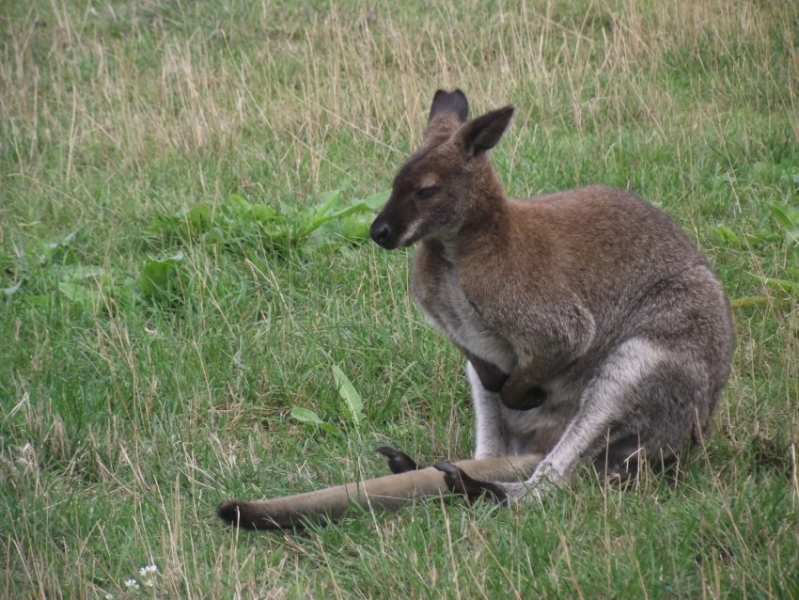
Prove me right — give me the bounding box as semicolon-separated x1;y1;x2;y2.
327;201;371;220
769;203;796;229
290;407;325;424
59;265;105;281
307;203;371;233
202;227;226;245
362;190;390;210
290;407;339;433
340;215;372;240
731;296;770;309
58;282;100;306
140;252;185;302
744;232;780;246
186;204;213;233
332;365;364;424
39;229;79;265
752;274;799;297
147;213;181;233
228;194;252;212
715;225;739;245
250;204;277;225
312;188;345;219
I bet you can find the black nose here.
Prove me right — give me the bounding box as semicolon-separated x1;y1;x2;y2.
370;219;395;249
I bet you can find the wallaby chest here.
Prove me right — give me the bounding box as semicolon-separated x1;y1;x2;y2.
411;242;516;374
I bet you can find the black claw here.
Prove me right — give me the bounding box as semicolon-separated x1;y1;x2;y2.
376;446;421;474
433;461;508;506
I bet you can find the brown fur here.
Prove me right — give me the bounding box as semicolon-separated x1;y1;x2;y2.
370;89;733;499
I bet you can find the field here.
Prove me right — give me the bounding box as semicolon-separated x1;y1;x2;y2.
2;0;798;597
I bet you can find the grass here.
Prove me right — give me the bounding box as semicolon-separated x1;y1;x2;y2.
1;0;798;597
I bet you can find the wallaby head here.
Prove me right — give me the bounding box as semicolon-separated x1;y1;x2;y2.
370;89;514;249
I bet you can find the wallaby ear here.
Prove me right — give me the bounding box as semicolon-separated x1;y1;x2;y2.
458;105;514;156
423;89;469;141
428;89;469;124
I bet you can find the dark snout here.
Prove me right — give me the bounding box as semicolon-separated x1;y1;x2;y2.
370;215;400;250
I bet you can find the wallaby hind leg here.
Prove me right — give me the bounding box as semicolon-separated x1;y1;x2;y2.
593;438;644;487
442;337;711;502
593;438;682;488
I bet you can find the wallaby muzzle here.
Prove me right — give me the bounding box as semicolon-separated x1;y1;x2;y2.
370;215;398;249
371;196;412;249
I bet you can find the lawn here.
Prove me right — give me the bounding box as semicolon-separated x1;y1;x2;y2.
1;0;798;598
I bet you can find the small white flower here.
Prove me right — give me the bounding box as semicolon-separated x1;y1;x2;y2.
138;563;158;588
104;594;114;600
140;563;158;575
124;579;140;590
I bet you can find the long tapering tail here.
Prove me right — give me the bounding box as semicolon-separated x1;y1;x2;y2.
218;453;542;530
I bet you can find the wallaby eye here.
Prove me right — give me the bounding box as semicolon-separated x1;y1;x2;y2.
416;186;441;200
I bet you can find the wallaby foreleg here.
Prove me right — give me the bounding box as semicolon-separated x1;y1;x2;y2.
468;362;509;459
377;446;421;473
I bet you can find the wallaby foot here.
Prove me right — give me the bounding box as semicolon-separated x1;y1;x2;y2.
500;384;548;410
433;461;508;505
376;446;421;474
499;368;548;410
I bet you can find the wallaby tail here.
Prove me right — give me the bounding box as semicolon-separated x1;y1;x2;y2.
218;453;543;530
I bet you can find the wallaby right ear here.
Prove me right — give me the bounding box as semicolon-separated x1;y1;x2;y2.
458;105;515;157
428;89;469;124
423;89;469;141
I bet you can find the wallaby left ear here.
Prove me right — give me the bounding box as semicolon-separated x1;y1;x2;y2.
459;106;514;156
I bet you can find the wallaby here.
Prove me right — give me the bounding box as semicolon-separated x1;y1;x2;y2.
218;89;734;530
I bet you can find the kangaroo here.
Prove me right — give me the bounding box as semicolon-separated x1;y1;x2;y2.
218;89;734;530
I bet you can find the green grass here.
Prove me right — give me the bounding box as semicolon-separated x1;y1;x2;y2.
2;0;798;597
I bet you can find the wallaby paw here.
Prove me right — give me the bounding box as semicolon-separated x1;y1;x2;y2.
499;384;548;411
433;461;508;506
376;446;421;474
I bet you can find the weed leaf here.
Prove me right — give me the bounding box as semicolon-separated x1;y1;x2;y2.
715;225;740;245
332;365;364;424
140;252;185;303
57;282;99;307
290;407;339;434
768;203;795;229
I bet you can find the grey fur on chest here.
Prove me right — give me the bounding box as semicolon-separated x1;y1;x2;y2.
412;257;516;374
